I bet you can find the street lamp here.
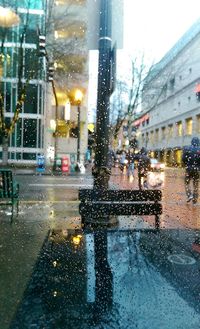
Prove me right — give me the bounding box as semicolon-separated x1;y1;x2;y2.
0;7;20;27
75;89;83;163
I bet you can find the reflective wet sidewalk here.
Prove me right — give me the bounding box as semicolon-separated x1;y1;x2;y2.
1;206;200;328
1;169;200;328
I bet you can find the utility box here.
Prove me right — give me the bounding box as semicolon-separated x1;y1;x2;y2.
62;156;69;174
36;154;45;173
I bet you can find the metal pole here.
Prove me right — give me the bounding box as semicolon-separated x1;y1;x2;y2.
77;103;81;163
52;80;59;172
93;0;112;189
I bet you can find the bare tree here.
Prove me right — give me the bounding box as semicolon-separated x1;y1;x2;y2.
112;55;152;143
111;49;191;147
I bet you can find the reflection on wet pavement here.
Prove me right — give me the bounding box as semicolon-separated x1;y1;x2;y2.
6;229;200;329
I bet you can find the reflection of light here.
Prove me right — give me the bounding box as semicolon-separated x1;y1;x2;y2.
148;171;165;187
0;7;20;27
129;175;134;183
47;146;55;161
54;30;59;39
50;119;56;132
125;139;129;146
75;89;83;104
72;234;82;245
64;100;70;121
62;229;68;237
53;291;57;297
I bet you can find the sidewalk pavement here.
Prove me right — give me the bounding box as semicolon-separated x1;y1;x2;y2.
9;164;185;178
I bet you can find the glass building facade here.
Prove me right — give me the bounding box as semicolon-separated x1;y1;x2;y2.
0;0;47;163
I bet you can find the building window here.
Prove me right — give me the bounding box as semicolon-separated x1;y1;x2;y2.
196;115;200;133
185;118;193;135
161;127;166;140
24;84;38;114
23;119;37;148
168;124;173;138
150;131;154;144
163;83;167;97
155;129;159;143
142;133;145;144
146;132;149;146
176;121;182;136
169;77;175;91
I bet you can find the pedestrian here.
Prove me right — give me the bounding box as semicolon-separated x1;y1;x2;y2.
107;147;117;171
127;150;135;177
182;137;200;204
134;147;151;189
119;150;127;174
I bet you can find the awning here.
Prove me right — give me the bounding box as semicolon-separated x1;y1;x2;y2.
133;113;149;127
195;83;200;93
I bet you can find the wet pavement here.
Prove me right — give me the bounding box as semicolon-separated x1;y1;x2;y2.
6;229;200;329
111;167;200;229
0;168;200;328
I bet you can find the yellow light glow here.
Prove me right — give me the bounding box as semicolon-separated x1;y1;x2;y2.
72;234;82;245
50;119;56;132
64;100;70;121
0;7;20;27
54;30;59;39
75;89;83;104
88;123;95;132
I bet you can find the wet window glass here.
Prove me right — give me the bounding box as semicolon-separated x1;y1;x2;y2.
1;0;200;328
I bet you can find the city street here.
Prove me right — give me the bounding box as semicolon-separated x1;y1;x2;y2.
0;167;200;329
111;167;200;229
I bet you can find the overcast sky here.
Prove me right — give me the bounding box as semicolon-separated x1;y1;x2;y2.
88;1;200;122
124;0;200;62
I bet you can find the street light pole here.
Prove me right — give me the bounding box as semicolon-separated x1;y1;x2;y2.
77;102;81;163
75;89;83;164
93;0;112;190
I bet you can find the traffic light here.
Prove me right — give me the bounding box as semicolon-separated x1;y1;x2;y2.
48;65;54;82
38;35;46;57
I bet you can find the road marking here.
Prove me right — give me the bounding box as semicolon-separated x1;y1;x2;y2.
29;183;93;188
168;254;196;265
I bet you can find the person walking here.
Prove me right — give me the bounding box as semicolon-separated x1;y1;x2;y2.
182;137;200;204
127;150;135;177
119;151;127;174
134;147;151;189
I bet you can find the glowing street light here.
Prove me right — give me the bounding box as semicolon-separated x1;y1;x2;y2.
0;7;20;28
75;89;83;163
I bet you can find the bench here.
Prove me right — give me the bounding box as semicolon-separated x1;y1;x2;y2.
0;169;19;221
79;189;162;229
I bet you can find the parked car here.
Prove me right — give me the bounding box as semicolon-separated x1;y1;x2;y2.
150;158;165;171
